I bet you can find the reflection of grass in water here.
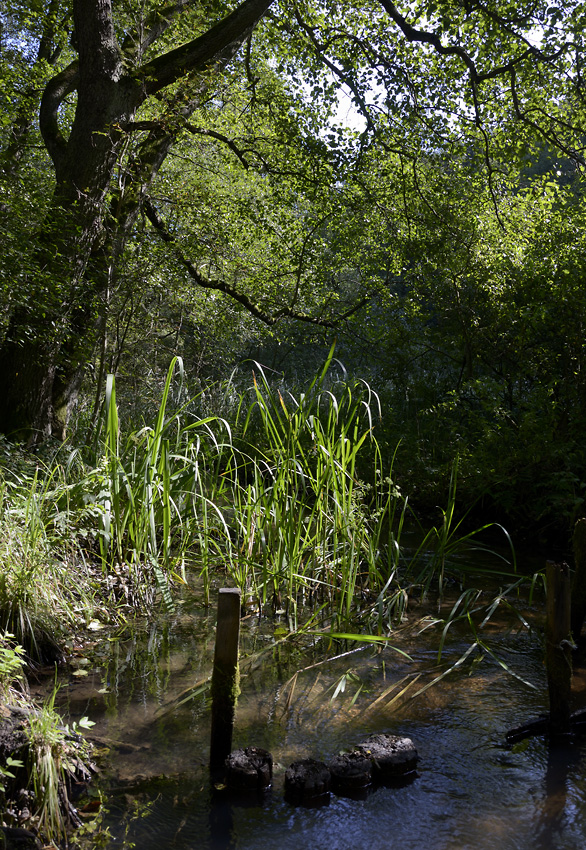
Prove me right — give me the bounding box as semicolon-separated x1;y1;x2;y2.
247;589;545;744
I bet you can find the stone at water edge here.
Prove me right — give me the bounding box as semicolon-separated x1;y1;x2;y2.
284;758;331;802
0;827;42;850
355;734;418;779
225;747;273;791
328;751;373;793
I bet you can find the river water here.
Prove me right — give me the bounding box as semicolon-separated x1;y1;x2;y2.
55;583;586;850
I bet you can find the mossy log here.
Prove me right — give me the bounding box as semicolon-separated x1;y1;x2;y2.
328;751;373;795
506;707;586;745
225;747;273;791
284;758;331;803
355;734;418;779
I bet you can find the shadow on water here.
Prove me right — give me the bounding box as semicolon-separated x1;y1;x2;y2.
53;579;586;850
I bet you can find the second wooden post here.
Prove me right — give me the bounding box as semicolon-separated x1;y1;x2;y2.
545;560;572;737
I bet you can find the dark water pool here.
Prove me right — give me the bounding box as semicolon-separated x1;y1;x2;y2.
56;592;586;850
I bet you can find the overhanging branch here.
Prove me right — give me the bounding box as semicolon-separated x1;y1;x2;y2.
184;125;251;169
143;196;372;327
139;0;275;94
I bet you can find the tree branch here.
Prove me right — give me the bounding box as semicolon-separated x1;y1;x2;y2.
377;0;552;84
510;67;586;166
39;61;79;171
138;0;275;94
184;125;251;168
122;0;195;61
143;196;369;328
123;121;253;170
293;10;378;137
377;0;479;77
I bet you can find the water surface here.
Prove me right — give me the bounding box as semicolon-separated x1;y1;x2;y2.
57;587;586;850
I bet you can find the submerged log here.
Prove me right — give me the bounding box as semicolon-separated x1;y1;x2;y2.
572;519;586;643
225;747;273;791
505;715;549;744
284;758;331;803
545;561;572;737
506;708;586;745
355;734;418;779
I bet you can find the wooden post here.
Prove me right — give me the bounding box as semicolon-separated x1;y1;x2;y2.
210;588;241;771
571;518;586;643
545;561;572;737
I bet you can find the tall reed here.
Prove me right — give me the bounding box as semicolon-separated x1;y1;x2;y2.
92;357;231;604
85;348;406;627
218;345;404;630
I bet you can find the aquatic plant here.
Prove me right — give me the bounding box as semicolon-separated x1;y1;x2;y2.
87;356;231;605
219;346;404;630
26;688;95;843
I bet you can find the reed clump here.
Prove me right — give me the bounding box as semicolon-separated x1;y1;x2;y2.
0;350;518;648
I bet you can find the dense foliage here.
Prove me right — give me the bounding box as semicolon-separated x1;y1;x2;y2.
0;0;584;537
1;5;586;841
0;3;583;514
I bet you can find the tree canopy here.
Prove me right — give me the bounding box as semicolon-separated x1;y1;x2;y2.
0;0;584;466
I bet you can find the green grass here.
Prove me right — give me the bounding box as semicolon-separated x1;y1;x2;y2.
26;687;95;842
0;350;522;651
0;463;98;659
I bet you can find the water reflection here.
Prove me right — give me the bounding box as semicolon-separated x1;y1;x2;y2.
534;740;584;850
53;588;586;850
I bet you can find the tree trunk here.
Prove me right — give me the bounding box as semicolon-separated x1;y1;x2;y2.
0;0;274;441
0;324;57;442
0;193;121;442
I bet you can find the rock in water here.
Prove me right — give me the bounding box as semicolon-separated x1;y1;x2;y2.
355;734;418;779
284;758;331;803
225;747;273;790
0;828;41;850
329;751;373;794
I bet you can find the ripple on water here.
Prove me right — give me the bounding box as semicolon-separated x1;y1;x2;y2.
56;594;586;850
